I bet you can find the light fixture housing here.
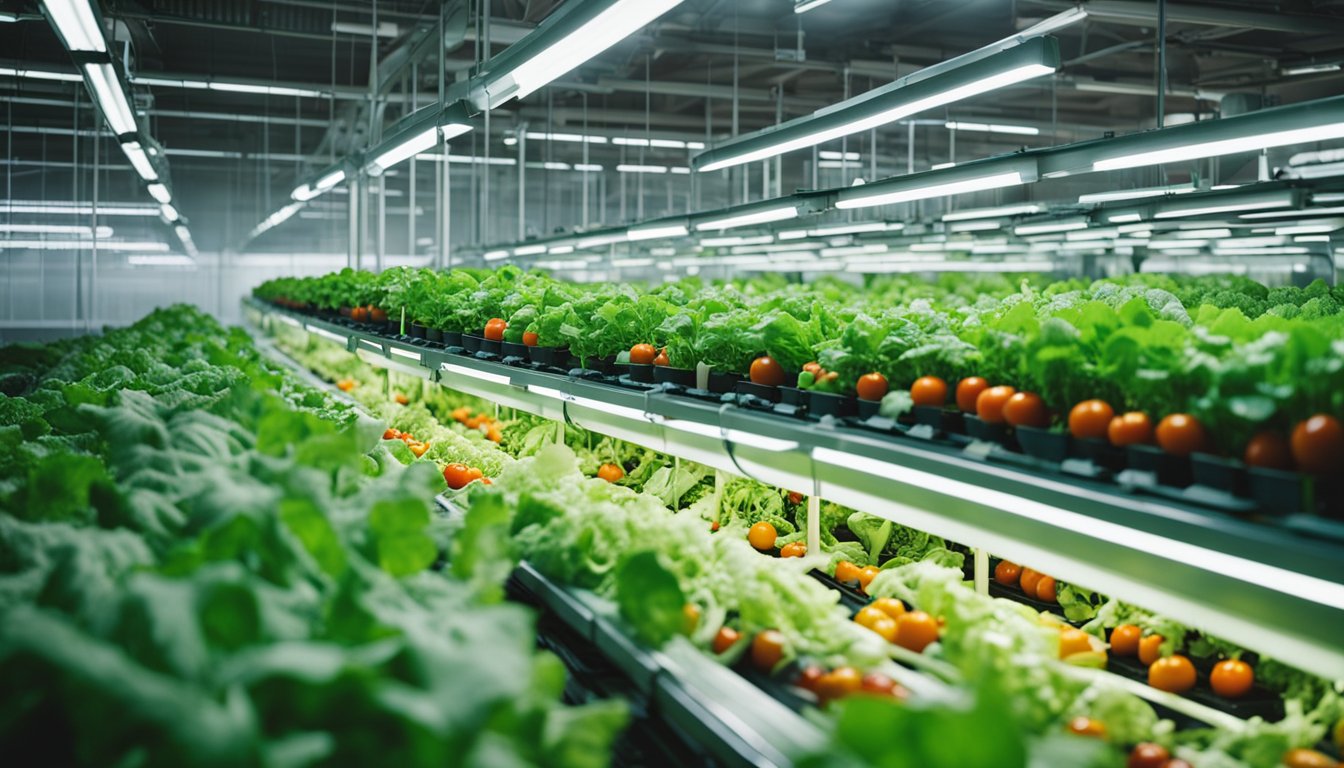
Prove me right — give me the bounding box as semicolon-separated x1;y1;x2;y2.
145;183;172;205
693;200;805;231
42;0;107;52
692;36;1059;173
82;61;139;138
120;141;160;182
365;102;474;176
834;155;1038;210
476;0;685;106
628;220;690;241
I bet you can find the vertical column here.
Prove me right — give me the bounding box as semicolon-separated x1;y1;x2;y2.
348;175;361;269
518;130;526;240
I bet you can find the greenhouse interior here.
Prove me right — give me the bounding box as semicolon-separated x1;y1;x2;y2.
2;0;1344;766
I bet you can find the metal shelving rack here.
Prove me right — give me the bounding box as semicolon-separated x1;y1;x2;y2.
247;299;1344;682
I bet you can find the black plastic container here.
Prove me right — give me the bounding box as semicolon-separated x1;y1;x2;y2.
778;386;807;406
626;363;656;383
501;341;529;359
964;414;1009;444
582;355;618;376
734;381;781;402
910;405;959;432
1247;466;1310;515
480;338;502;356
409;321;428;339
1016;426;1071;463
442;331;463;347
338;306;353;318
528;346;557;366
1191;453;1249;497
653;366;696;387
708;371;740;393
857;398;882;420
461;334;483;353
808;391;857;418
1071;437;1126;470
1126;444;1192;487
425;327;444;344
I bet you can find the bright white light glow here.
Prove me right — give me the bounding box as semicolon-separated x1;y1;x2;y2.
945;120;1039;136
1276;221;1343;235
809;221;890;237
613;137;705;149
159;203;179;222
612;257;655;268
574;163;604;172
292;183;319;202
1094;123;1344;171
617;164;669;174
84;63;137;136
128;254;194;266
1283;62;1341;76
1014;218;1089;235
949;219;1003;232
836;170;1027;210
628;223;689;241
795;0;836;12
0;66;84;82
1155;197;1295;219
513;244;548;256
45;0;107;51
819;150;860;161
942;203;1043;221
483;250;509;261
524;131;608;144
542;162;570;171
694;205;800;231
700;235;773;247
331;21;399;38
548;244;576;254
498;0;685;102
120;142;158;182
146;183;171;204
442;363;512;386
576;232;627;249
930;162;957;171
1176;228;1232;239
0;224;112;237
208;81;323;98
1078;184;1197;204
316;169;346;190
0;240;169;251
0;201;159;216
389;346;422;362
698;63;1055;172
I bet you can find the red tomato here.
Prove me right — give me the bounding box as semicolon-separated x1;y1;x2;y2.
856;372;889;401
1127;743;1170;768
976;385;1017;424
1003;391;1050;429
522;331;539;347
443;463;473;490
1069;400;1115;440
629;343;657;365
750;356;786;386
712;626;740;654
483;318;507;341
955;377;989;413
1155;414;1208;456
1210;659;1254;699
993;560;1021;586
1243;431;1292;469
912;376;949;407
1109;411;1155;446
1291;414;1344;474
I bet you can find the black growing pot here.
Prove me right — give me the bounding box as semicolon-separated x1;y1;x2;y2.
462;334;483;353
625;363;656;383
1016;426;1071;463
1070;437;1126;470
1247;466;1310;515
1126;444;1192;486
808;391;857;418
735;381;781;402
910;405;952;431
501;341;529;358
654;365;696;386
528;346;556;366
443;331;463;347
426;327;444;344
857;398;882;419
338;306;353;318
708;371;740;393
480;338;503;355
582;355;618;375
779;386;807;406
409;322;428;340
963;414;1010;444
1191;452;1249;496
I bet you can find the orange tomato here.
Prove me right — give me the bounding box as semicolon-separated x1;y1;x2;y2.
912;376;949;408
351;305;369;323
1291;414;1344;474
748;521;777;551
1035;576;1058;603
336;379;356;392
629;343;657;365
1148;654;1196;693
1138;634;1164;666
859;672;904;698
750;630;787;672
383;428;401;440
522;331;539;347
483;318;507;341
815;666;863;702
856;372;889;401
1069;399;1115;441
394;393;409;405
895;611;939;653
867;615;899;643
409;441;429;458
750;356;786;386
597;463;624;483
451;406;471;423
653;349;670;366
1003;391;1050;429
711;626;740;654
834;561;862;585
870;597;906;621
1110;624;1142;656
682;603;701;635
857;565;881;591
1127;743;1170;768
467;467;484;482
1108;411;1154;446
1210;659;1254;699
486;426;503;443
1243;431;1292;469
976;385;1017;424
1282;748;1339;768
955;377;989;413
1066;716;1107;739
802;362;822;375
1155;413;1209;456
780;541;807;558
854;606;888;631
369;306;388;323
994;560;1021;586
1019;568;1043;596
443;463;473;489
795;665;824;693
1058;628;1092;658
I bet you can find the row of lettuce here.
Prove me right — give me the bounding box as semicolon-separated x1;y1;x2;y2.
270;321;1344;768
253;267;1344;464
0;306;629;767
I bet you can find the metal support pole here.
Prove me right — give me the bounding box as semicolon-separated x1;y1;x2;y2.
775;86;785;198
376;180;386;272
409;60;417;261
1156;0;1167;129
480;0;491;244
517;130;526;239
89;112;99;332
348;175;361;269
442;143;453;268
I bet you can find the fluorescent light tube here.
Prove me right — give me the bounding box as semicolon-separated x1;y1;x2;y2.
0;66;84;82
1094;124;1344;172
694;204;800;231
949;219;1003;232
368;127;440;175
576;232;627;249
44;0;106;52
1014;218;1089;235
836;159;1035;210
695;38;1057;173
121;142;158;182
616;164;669;174
929;162;957;171
159;204;179;222
574;163;604;172
612;257;655;267
83;63;138;136
316;169;346;190
1276;222;1342;235
1154;190;1296;219
0;201;160;216
513;244;548;256
128;254;194;266
628;223;689;241
1078;183;1197;204
292;183;320;202
942;203;1043;221
819;151;860;161
483;250;510;261
331;21;399;38
208;81;323;98
491;0;685;103
0;240;169;251
542;162;571;171
945;121;1040;136
548;245;575;254
146;183;172;204
524;131;608;144
795;0;836;12
700;235;774;247
0;224;111;237
809;221;889;237
1283;62;1341;76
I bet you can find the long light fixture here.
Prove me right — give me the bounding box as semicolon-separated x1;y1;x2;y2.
628;221;689;241
693;37;1059;173
479;0;685;105
0;223;112;237
835;156;1037;210
146;183;172;204
0;200;160;216
693;203;801;231
128;254;195;266
0;65;84;82
159;203;180;223
1078;183;1197;204
945;120;1040;136
616;164;670;174
208;81;323;99
1153;189;1298;219
82;62;138;137
42;0;106;52
942;203;1044;221
1075;95;1344;172
365;103;474;176
0;239;170;251
794;0;837;13
120;141;159;182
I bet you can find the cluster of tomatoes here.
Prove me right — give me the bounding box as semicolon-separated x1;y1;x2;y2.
486;318;541;346
743;356;894;402
442;463;490;490
350;305;389;324
382;427;430;458
907;374;1344;472
449;406;503;443
1109;622;1256;699
629;343;670;366
852;597;942;654
994;560;1060;604
744;520;807;557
